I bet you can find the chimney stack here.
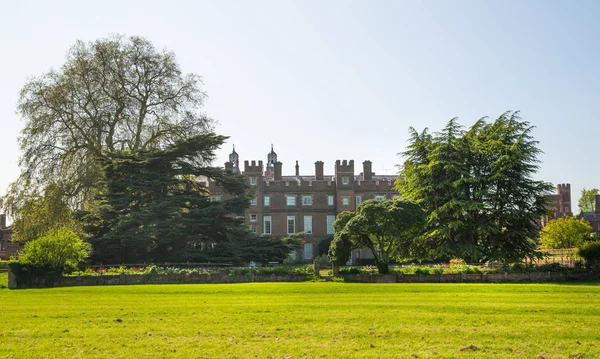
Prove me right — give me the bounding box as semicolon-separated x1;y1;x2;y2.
225;162;233;172
315;161;324;180
274;162;282;181
295;161;299;176
0;214;6;228
362;160;373;181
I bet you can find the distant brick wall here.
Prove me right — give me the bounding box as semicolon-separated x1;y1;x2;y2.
9;272;312;289
341;272;599;283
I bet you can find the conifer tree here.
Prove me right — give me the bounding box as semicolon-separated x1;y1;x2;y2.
83;134;252;264
397;111;552;262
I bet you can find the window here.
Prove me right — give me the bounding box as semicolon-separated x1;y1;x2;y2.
251;197;257;206
250;177;257;185
250;214;257;222
287;196;296;206
328;195;334;206
250;226;257;233
375;195;385;201
356;196;362;205
287;216;296;234
342;197;349;206
236;216;245;224
327;215;335;235
210;195;221;202
565;206;570;213
302;196;313;206
342;177;349;185
264;196;270;206
263;216;272;235
303;243;313;260
304;216;312;234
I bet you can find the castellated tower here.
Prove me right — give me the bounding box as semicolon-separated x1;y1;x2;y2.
557;183;572;217
334;160;354;186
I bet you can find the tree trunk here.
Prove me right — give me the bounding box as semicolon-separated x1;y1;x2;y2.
377;261;389;274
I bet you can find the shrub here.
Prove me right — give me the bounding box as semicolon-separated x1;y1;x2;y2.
576;241;600;266
0;260;9;271
339;266;380;275
314;254;330;266
449;258;466;267
18;228;91;274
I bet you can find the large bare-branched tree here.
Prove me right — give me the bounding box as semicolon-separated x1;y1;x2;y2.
2;35;212;215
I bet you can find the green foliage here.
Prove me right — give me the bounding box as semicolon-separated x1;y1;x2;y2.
449;258;467;267
2;35;212;215
18;228;91;274
313;254;330;266
10;183;79;243
81;134;260;264
329;198;426;274
578;188;599;213
576;241;600;266
539;217;592;249
397;111;552;262
69;265;314;277
338;266;381;275
0;260;9;271
339;263;578;276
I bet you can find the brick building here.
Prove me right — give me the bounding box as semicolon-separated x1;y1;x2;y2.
541;183;573;227
541;183;600;234
0;214;21;260
580;195;600;233
207;146;398;263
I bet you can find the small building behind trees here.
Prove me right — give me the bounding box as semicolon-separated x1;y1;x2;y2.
0;214;22;260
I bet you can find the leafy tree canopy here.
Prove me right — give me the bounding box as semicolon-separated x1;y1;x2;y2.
18;227;91;274
1;35;212;216
329;198;426;274
396;111;553;262
540;217;592;249
578;188;599;213
11;182;79;243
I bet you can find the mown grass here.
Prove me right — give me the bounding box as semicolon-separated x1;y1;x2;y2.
0;272;7;288
1;282;599;358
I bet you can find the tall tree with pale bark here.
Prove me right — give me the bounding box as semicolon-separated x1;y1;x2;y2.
1;35;212;216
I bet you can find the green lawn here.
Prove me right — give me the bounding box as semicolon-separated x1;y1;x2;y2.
0;272;7;288
1;282;599;358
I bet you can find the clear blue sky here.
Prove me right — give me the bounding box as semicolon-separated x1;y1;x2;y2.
1;0;599;214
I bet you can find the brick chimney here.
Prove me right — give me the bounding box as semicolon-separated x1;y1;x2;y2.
274;162;282;181
224;162;233;172
0;214;5;228
295;161;299;176
315;161;324;180
362;160;373;181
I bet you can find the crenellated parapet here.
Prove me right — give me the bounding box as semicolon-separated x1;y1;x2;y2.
244;160;264;174
335;159;354;174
